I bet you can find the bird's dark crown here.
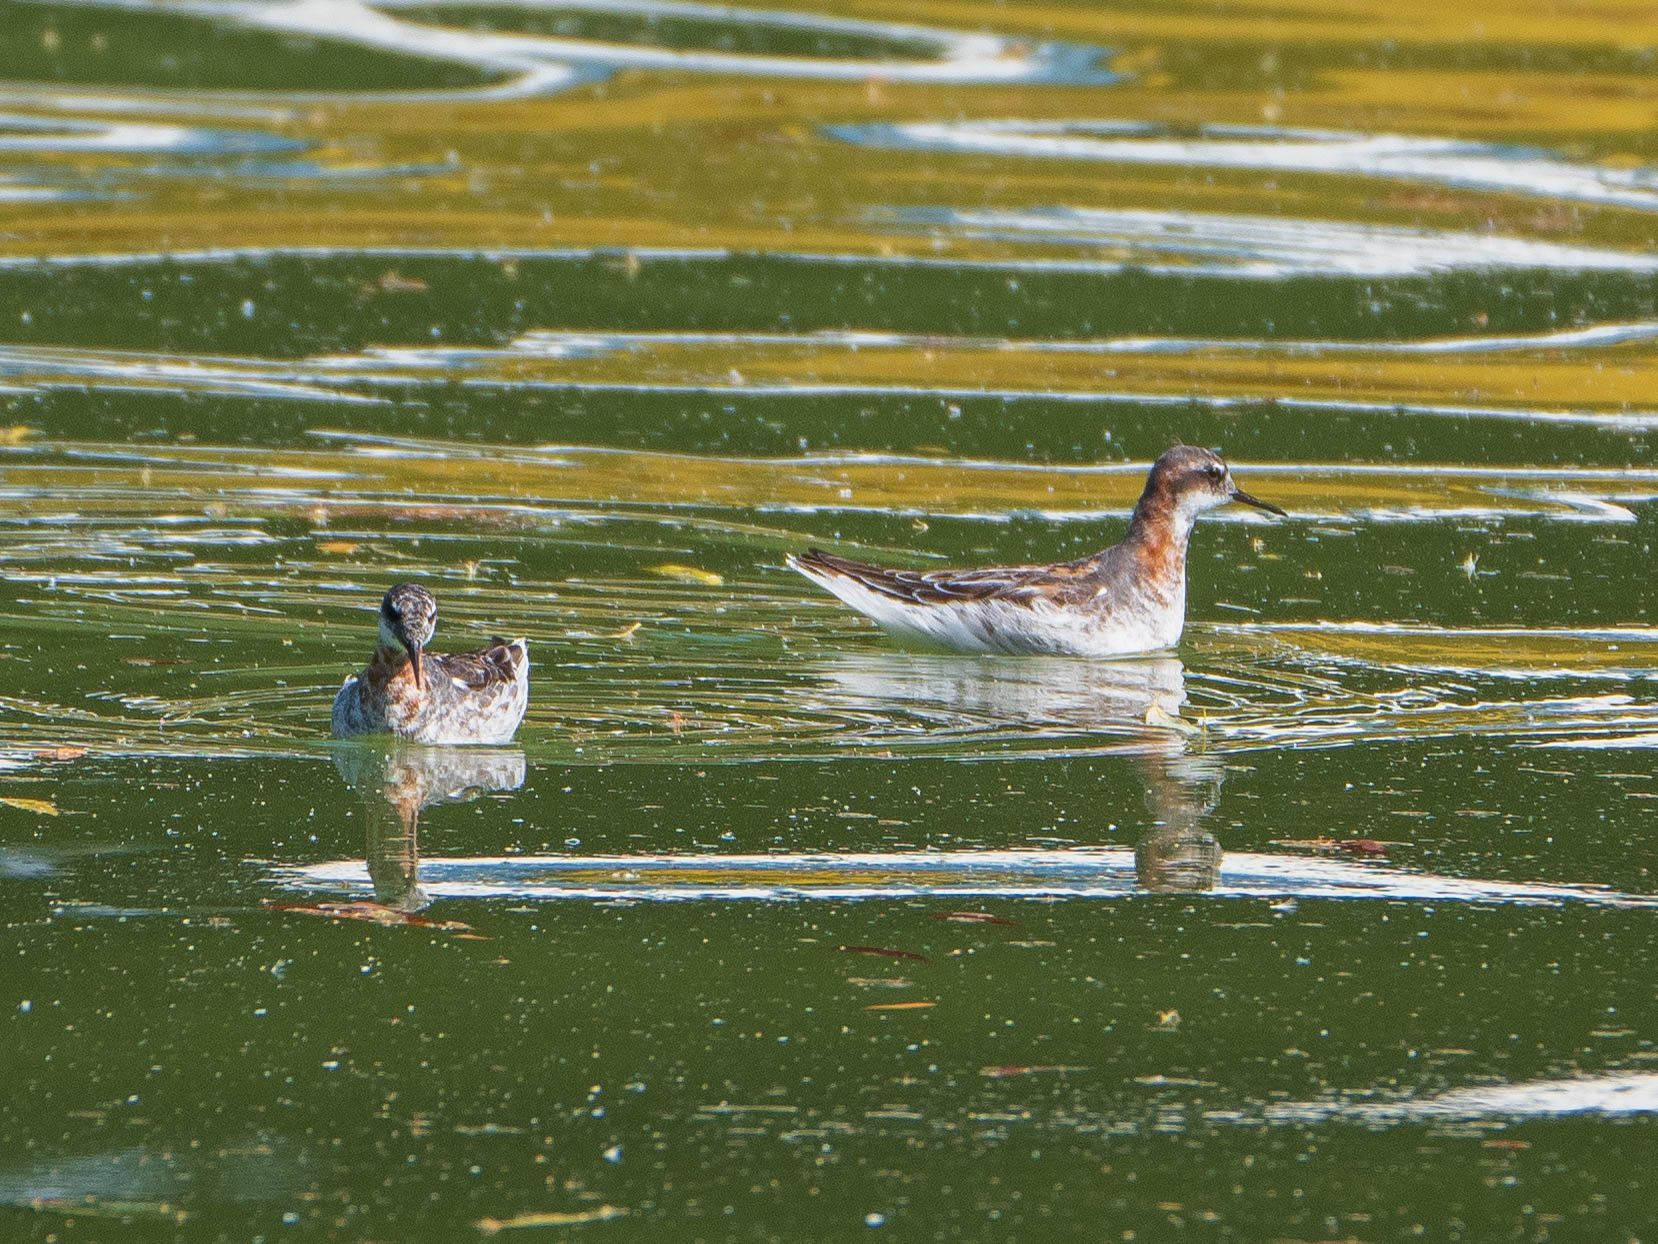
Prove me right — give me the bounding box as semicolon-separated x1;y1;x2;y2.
1129;444;1284;533
1135;445;1232;515
379;583;438;650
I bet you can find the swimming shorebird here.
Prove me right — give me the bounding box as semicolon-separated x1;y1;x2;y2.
331;583;529;744
788;445;1285;656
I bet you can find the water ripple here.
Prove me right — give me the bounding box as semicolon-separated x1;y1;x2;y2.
829;120;1658;213
10;330;1658;431
275;846;1658;907
46;0;1114;101
0;110;303;156
872;205;1658;277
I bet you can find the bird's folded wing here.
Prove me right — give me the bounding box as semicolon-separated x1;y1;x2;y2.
435;640;526;690
792;548;1064;607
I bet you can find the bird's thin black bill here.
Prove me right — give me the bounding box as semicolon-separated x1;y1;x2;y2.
1232;488;1287;517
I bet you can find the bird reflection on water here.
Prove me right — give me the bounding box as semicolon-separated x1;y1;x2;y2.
333;743;527;913
301;657;1233;902
292;658;1658;907
1135;748;1224;894
818;652;1225;894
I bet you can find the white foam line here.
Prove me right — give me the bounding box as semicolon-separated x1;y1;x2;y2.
1216;461;1658;481
875;205;1658;278
831;120;1658;213
0;85;299;122
455;381;1658;428
1029;321;1658;355
46;0;585;102
274;847;1658;908
1532;732;1658;749
1269;1073;1658;1124
7;238;1647;281
505;320;1658;356
1359;1074;1658;1120
1217;696;1654;742
0;112;300;155
0;244;735;269
1233;622;1658;642
0;345;394;404
21;433;1658;508
4;240;1658;296
374;0;962;49
36;0;1108;99
8;345;1658;430
0;185;92;203
1;375;389;405
241;0;1100;87
293;435;1658;483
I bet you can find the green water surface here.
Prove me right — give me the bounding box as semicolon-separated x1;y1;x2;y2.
3;0;1658;1239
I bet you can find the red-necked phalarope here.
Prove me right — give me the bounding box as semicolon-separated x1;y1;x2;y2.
331;583;529;744
788;445;1286;656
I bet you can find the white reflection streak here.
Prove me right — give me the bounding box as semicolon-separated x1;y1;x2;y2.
831;121;1658;212
0;345;391;404
0;113;297;155
77;0;1112;98
14;329;1658;434
1243;621;1658;644
279;847;1658;907
1269;1074;1658;1125
1214;692;1658;751
23;317;1658;371
874;206;1658;278
504;320;1658;357
14;326;1654;427
1534;732;1658;749
356;0;1102;85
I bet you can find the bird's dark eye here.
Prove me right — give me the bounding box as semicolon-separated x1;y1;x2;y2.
1206;463;1224;480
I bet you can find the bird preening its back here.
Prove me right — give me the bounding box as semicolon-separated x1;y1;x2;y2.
789;445;1285;657
332;583;529;745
